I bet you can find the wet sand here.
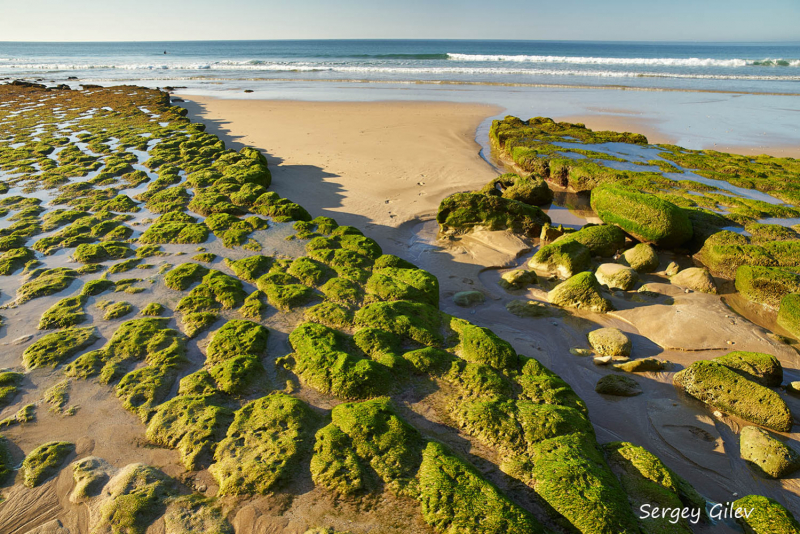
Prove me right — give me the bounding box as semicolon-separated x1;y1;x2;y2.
184;95;800;523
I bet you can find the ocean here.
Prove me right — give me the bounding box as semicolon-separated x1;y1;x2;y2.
1;40;799;95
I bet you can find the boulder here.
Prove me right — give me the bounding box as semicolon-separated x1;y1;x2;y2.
614;358;666;373
506;300;551;318
673;361;792;432
479;173;553;206
731;495;800;534
548;272;613;313
588;328;632;357
437;192;550;236
739;426;800;478
528;240;591;279
499;269;538;290
735;265;800;310
665;262;680;276
554;224;627;257
595;375;641;397
453;291;485;307
590;185;693;248
621;244;659;273
714;351;782;388
595;263;638;291
778;293;800;339
670;267;717;294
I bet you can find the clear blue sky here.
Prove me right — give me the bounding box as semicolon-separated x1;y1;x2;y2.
1;0;798;42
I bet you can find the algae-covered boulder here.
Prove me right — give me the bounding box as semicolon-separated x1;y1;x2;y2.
17;267;79;303
739;426;800;479
452;291;485;307
778;293;800;339
732;495;800;534
206;319;269;365
595;375;641;397
94;463;176;534
588;328;631;357
163;495;234;534
418;441;546;534
590;185;692;248
210;393;317;495
355;300;442;346
595;263;638;291
498;269;538;290
479;172;553;206
715;351;782;388
23;326;99;369
674;361;792;432
23;441;74;487
506;299;552;318
528;239;591;278
670;267;717;294
548;271;613;313
447;316;518;370
555;224;627;258
621;243;660;273
310;423;368;495
614;358;666;373
736;266;800;310
437;192;550;236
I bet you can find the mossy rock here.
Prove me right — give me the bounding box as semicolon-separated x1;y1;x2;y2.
224;255;273;282
140;302;166;317
163;495;234;534
674;361;792;432
71;456;113;503
257;275;317;311
366;266;439;307
116;364;183;421
17;268;78;303
418;441;547;534
595;263;638;291
732;495;800;534
0;247;35;275
548;271;613;313
591;185;692;248
614;358;666;373
736;265;800;310
558;224;627;258
506;299;552;318
447;316;518;370
22;441;74;487
288;322;392;399
479;172;553;206
602;441;706;534
588;327;631;356
206;319;269;365
670;267;717;294
355;300;442;346
38;295;88;329
95;463;176;534
320;277;363;305
164;262;208;290
528;239;591;279
73;241;133;263
146;395;234;470
210;393;317;495
452;290;485;307
740;426;800;479
779;293;800;339
240;290;267;320
516;357;588;414
310;423;369;495
714;351;782;387
287;256;333;287
82;279;115;297
139;212;209;244
23;326;99;369
0;371;23;408
498;269;538;290
180;311;218;338
595;375;641;397
305;301;354;329
621;243;659;273
437;192;550;236
102;301;134;321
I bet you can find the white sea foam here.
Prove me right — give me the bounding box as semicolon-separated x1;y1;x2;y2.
446;53;800;68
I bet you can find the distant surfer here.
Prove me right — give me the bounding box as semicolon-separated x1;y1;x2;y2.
164;50;167;54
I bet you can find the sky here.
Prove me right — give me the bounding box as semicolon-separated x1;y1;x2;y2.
0;0;798;42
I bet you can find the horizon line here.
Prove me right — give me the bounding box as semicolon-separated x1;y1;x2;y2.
1;38;800;45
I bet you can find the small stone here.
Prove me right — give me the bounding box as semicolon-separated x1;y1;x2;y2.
499;269;538;290
621;243;659;273
453;291;485;307
569;348;592;357
684;288;691;293
506;299;551;318
588;327;632;357
595;375;642;396
613;357;667;373
671;267;718;294
595;263;639;291
593;356;613;365
786;381;800;396
665;261;680;276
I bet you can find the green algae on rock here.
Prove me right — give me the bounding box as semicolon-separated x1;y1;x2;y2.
310;423;369;495
17;267;79;303
588;327;631;357
38;295;88;329
548;271;613;313
206;319;269;365
739;426;800;479
674;360;792;432
736;265;800;310
22;441;74;487
0;371;23;408
94;463;177;534
595;375;642;397
437;192;550;236
140;302;166;316
23;326;99;369
621;243;660;273
479;172;553;206
529;239;591;279
714;351;782;387
731;495;800;534
778;293;800;339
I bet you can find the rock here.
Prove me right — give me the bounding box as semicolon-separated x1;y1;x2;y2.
595;263;638;291
673;360;792;432
670;267;717;294
593;356;613;365
588;328;632;357
499;269;538;290
590;185;693;248
735;265;800;310
595;375;642;396
437;192;550;237
569;348;592;357
778;293;800;339
556;224;627;257
614;358;665;373
665;262;680;276
479;173;553;206
731;495;800;534
506;299;551;318
739;426;800;478
714;351;782;387
528;239;591;279
453;291;485;307
547;272;613;313
787;381;800;396
621;244;660;273
539;223;565;244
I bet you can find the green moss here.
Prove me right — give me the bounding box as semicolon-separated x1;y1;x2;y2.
310;423;369;495
287;256;332;286
320;277;363;305
163;495;234;534
446;316;518;370
117;363;183;421
735;265;800;310
516;358;588;414
0;234;27;251
206;319;269;365
22;441;74;487
0;436;14;483
591;185;692;248
0;247;35;275
17;267;78;303
732;495;800;534
778;293;800;338
622;243;660;273
559;224;627;257
224;255;273;282
180;311;218;338
101;300;134;320
498;270;538;290
23;326;99;369
210;393;317;495
257;277;316;311
305;301;354;329
82;278;115;296
355;300;442;346
43;379;72;415
108;257;142;274
140;302;166;316
38;295;87;329
714;351;782;387
178;270;245;311
602;441;705;534
548;271;613;313
73;241;133;263
146;395;234;470
529;239;591;278
95;464;176;534
252;192;311;222
330;398;424;496
365;265;439;306
418;441;547;534
739;426;800;479
0;371;23;408
287;322;391;399
674;360;792;432
437;192;550;236
164;262;208;290
479;172;553;206
139;212;209;245
352;327;405;370
240;290;267;319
